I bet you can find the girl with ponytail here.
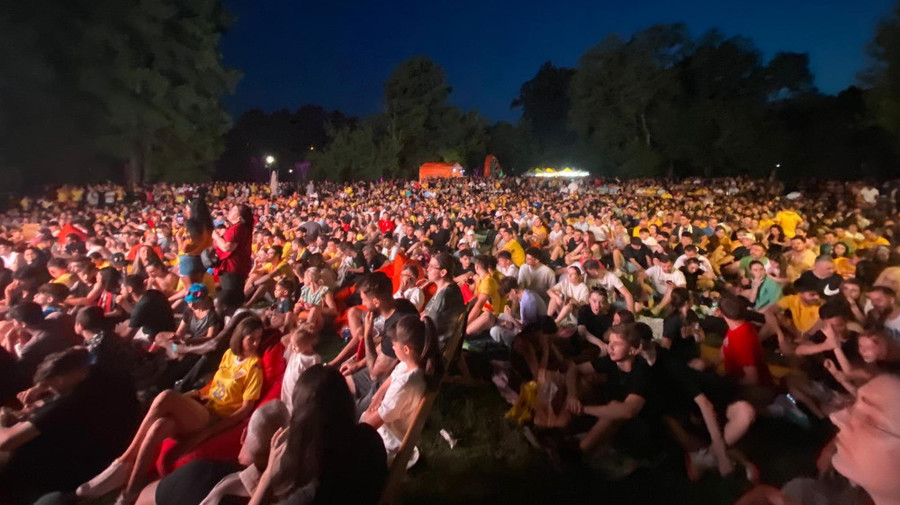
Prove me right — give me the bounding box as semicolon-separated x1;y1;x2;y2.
360;314;444;463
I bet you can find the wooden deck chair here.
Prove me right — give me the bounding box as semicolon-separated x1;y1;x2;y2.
443;312;481;385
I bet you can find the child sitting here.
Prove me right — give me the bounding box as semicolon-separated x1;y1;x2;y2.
280;324;321;413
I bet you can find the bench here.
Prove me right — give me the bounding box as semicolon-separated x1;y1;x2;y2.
379;312;466;504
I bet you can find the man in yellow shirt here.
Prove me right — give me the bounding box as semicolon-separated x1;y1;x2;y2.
775;206;803;238
785;236;816;282
497;227;525;267
764;281;822;353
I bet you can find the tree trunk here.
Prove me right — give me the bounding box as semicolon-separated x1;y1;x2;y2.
640;112;652;146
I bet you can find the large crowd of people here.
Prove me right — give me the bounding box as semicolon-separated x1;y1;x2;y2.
0;175;899;505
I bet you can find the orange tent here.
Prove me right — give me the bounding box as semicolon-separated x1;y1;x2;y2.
418;162;463;182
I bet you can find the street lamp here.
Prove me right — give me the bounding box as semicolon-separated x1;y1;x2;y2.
265;155;275;166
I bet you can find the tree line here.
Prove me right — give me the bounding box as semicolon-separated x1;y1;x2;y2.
3;1;900;189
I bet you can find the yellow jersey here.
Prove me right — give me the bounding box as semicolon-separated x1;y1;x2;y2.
202;349;263;418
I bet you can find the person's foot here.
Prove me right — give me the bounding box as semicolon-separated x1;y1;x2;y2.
76;459;130;498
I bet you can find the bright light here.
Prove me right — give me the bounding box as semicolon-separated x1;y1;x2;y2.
775;163;781;168
309;146;315;151
527;167;590;178
288;169;293;173
265;155;275;165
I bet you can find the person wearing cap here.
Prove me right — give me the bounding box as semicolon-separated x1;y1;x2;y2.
153;283;221;390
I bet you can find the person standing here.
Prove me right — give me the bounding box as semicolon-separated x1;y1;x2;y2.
213;205;253;303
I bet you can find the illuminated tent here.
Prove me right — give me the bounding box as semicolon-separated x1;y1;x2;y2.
523;167;590;178
419;162;464;182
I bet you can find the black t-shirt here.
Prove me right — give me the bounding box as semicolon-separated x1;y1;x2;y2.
379;299;420;359
453;262;475;278
6;367;139;499
577;305;611;340
731;246;750;261
662;312;700;363
623;245;652;269
430;229;451;250
797;270;843;299
590;355;655;410
366;252;388;272
130;289;176;337
680;267;702;292
648;347;703;417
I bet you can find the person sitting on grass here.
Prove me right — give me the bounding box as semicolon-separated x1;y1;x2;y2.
547;264;589;330
491;276;547;347
361;314;443;464
0;348;140;505
763;279;823;354
563;323;660;456
76;316;265;505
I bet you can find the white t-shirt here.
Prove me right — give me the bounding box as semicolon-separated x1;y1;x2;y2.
644;265;687;295
586;270;625;294
498;263;519;279
281;350;322;413
394;286;424;311
860;187;879;204
375;362;425;463
518;263;557;299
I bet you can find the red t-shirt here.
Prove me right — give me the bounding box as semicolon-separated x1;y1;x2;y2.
217;223;252;276
721;322;773;387
378;219;395;235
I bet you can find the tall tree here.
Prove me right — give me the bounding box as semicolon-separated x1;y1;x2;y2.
512;62;576;165
860;1;900;143
0;0;239;188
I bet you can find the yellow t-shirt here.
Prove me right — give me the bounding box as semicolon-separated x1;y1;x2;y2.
53;272;76;288
478;271;506;316
775;210;803;238
202;349;263;418
776;294;821;333
501;239;526;267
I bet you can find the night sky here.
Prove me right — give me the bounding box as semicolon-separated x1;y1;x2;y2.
221;0;895;122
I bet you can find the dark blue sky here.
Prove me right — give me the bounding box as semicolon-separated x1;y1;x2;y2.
221;0;895;122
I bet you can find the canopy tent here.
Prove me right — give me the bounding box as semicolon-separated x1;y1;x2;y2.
523;167;590;178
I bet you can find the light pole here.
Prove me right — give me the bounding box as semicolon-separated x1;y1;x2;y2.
265;155;277;195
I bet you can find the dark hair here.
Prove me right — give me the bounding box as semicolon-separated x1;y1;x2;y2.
124;274;146;293
98;267;122;292
496;250;512;261
525;246;542;259
229;316;264;356
869;285;897;298
719;294;748;320
34;347;91;383
47;257;68;271
9;302;44;326
670;287;691;310
583;259;601;272
278;365;361;493
474;254;496;271
431;251;455;279
75;306;106;333
614;309;635;324
498;276;519;297
608;323;642;349
189;197;214;233
394;315;444;389
458;249;473;259
819;299;850;320
358;272;393;300
37;282;69;303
